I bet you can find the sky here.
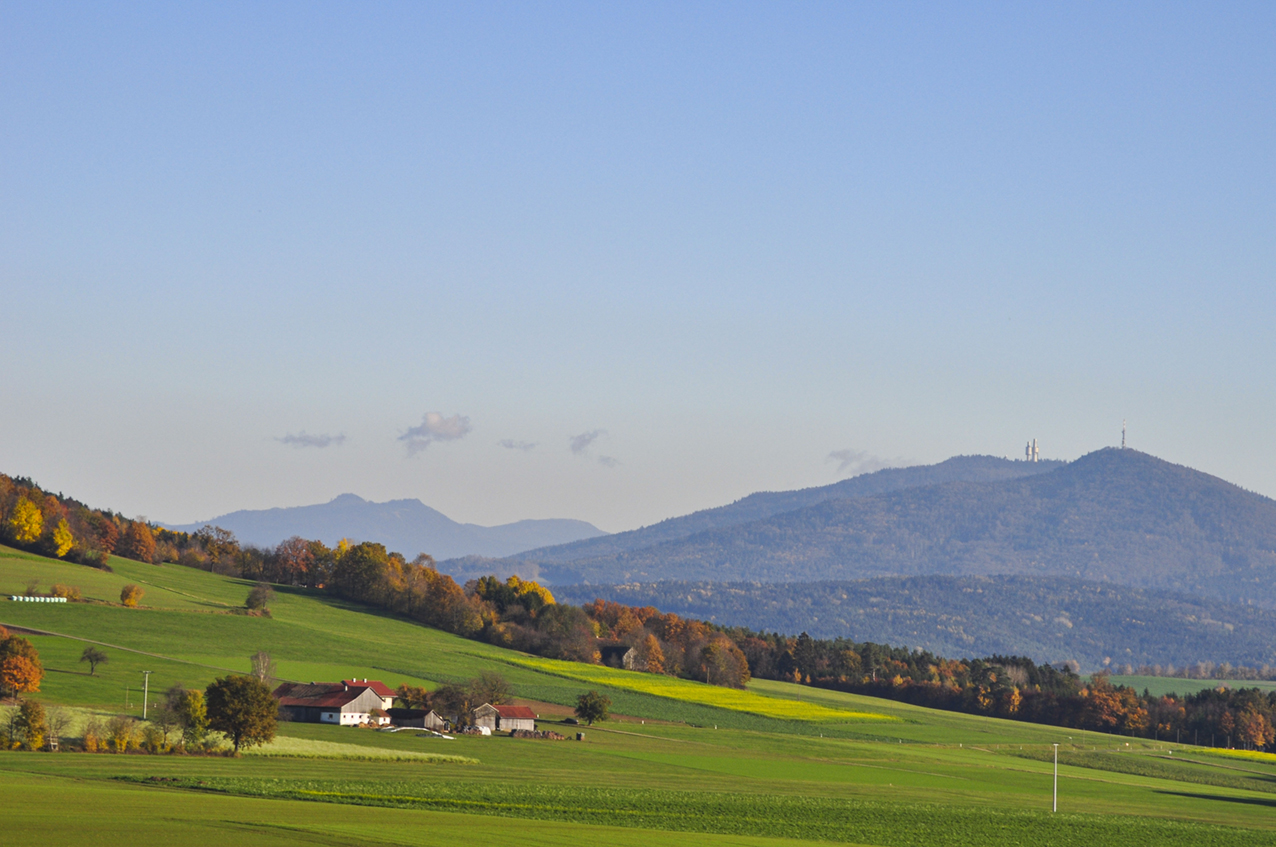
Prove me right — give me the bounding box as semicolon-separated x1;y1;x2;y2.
2;2;1274;532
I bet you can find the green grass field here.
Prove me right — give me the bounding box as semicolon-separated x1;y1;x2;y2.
5;545;1276;846
1109;674;1276;697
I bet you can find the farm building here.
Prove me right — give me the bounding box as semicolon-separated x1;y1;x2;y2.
472;703;537;732
274;679;394;726
599;644;638;669
387;708;448;730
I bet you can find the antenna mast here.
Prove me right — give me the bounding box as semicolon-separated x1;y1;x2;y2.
1122;420;1126;449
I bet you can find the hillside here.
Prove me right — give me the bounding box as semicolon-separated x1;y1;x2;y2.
166;493;605;560
439;455;1063;576
535;450;1276;607
5;543;1276;846
553;575;1276;671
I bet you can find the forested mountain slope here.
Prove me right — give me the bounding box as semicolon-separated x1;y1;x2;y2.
554;574;1276;670
447;455;1063;571
538;450;1276;607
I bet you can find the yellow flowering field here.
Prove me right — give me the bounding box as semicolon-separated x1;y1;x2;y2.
1196;748;1276;765
506;656;897;723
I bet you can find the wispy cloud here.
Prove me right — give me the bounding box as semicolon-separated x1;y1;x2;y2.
826;448;894;476
400;412;472;456
570;430;606;454
569;430;619;467
277;432;347;449
499;439;537;452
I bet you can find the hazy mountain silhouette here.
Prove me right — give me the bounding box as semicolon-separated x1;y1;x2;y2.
166;493;605;560
520;449;1276;608
458;455;1063;569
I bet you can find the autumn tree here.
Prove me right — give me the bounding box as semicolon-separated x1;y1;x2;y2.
0;635;44;700
205;674;277;753
80;646;108;675
7;497;42;544
15;699;47;751
575;690;611;726
117;521;156;562
271;536;312;585
700;636;751;689
395;684;432;710
120;584;144;607
51;519;74;558
634;633;666;674
174;688;209;747
1;658;42;700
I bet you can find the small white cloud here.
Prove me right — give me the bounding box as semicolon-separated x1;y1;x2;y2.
499;439;537;452
826;448;894;476
400;412;472;456
277;432;347;449
570;429;606;454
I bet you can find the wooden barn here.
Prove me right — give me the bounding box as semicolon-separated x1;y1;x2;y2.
472;703;537;732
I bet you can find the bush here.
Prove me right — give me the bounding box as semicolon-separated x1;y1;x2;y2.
246;583;275;611
120;584;144;607
141;722;169;754
82;715;103;753
49;584;81;601
105;715;138;753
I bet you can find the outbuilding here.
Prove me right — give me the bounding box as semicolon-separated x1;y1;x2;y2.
472;703;537;732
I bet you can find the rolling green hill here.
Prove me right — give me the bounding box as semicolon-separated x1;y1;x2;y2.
5;546;1276;846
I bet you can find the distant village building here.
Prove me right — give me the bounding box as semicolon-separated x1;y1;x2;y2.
274;678;394;726
472;703;537;732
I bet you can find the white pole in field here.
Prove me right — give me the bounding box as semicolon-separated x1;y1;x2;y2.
142;671;152;719
1053;743;1058;812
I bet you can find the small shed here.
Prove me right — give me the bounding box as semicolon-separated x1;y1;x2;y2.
473;703;537;732
387;708;448;730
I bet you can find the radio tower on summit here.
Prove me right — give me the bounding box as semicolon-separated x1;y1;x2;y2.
1122;420;1127;449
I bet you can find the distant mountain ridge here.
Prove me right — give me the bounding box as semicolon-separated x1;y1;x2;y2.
166;493;606;560
527;449;1276;607
441;455;1064;576
552;575;1276;671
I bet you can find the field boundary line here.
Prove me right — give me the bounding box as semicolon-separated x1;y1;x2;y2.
0;620;261;678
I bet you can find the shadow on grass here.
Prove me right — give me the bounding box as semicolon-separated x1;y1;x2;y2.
1156;790;1276;808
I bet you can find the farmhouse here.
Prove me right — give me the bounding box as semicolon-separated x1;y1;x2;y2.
472;703;537;732
274;679;395;726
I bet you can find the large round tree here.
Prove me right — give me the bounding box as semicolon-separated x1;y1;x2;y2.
205;674;277;753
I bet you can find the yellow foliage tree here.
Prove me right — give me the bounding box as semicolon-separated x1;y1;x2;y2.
52;519;74;558
8;497;42;544
120;584;144;608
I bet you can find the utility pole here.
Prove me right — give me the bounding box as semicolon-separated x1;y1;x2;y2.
142;671;153;720
1053;743;1059;813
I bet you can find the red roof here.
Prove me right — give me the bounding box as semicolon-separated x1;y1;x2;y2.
343;679;396;698
274;681;381;710
494;705;537;720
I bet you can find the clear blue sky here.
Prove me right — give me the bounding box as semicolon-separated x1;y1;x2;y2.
3;2;1273;532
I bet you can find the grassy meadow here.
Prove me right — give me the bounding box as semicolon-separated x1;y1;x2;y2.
5;544;1276;846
